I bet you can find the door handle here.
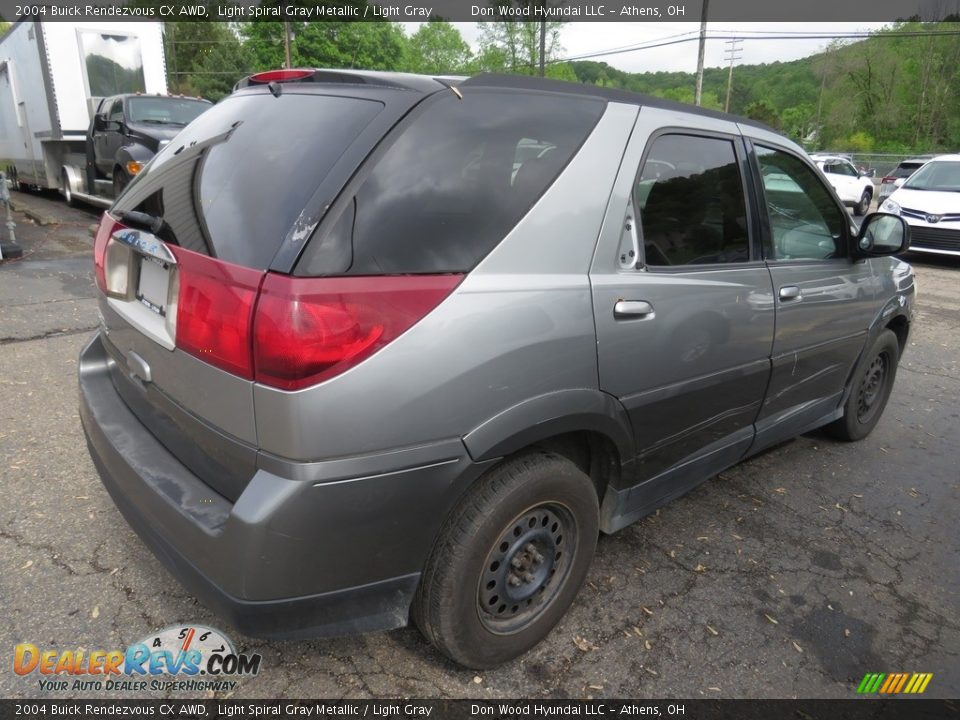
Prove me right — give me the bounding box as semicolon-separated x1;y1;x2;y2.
614;300;655;319
779;286;802;301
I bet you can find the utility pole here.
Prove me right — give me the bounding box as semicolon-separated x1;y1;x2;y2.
694;0;709;106
283;21;293;69
539;20;546;77
723;38;743;113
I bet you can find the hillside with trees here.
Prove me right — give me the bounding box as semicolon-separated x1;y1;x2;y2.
569;22;960;153
154;15;959;154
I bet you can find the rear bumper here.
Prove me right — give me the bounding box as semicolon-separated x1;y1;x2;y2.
78;332;485;639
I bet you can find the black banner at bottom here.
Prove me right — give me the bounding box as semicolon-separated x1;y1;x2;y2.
0;699;955;720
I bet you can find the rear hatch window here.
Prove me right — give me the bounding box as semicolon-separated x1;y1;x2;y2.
893;162;924;178
113;92;384;270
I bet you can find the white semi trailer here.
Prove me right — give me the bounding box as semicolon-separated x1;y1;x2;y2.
0;21;170;207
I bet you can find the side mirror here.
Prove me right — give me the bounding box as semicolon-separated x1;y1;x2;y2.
855;213;910;256
93;115;107;131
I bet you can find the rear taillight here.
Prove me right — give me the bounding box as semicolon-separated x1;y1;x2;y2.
105;235;460;389
93;213;123;294
170;246;264;379
252;274;463;390
881;176;895;184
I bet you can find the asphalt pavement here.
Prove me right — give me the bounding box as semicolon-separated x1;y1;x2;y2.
1;190;957;700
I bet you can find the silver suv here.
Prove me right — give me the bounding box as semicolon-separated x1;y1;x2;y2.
79;70;916;669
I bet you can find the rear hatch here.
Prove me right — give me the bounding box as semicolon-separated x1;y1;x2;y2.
94;84;425;501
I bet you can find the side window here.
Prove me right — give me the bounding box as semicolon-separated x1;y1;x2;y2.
300;91;604;276
634;134;750;267
109;100;123;122
756;146;847;261
839;161;859;177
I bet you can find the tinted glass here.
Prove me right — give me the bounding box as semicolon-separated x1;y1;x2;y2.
299;91;603;276
757;146;846;260
892;162;923;178
112;93;383;270
79;32;146;97
635;134;749;266
127;98;210;126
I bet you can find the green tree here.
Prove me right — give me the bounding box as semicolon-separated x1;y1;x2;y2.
190;34;255;101
744;99;781;129
241;20;406;71
477;13;565;75
165;22;252;97
405;21;471;74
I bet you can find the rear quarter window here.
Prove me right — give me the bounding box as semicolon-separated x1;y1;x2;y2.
297;90;605;276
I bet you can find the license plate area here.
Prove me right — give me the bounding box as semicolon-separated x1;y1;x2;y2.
137;256;171;316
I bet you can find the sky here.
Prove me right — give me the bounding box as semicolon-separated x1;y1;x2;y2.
404;22;891;73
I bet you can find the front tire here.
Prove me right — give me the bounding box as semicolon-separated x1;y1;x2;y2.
855;189;871;216
412;451;599;669
113;168;130;198
826;329;899;441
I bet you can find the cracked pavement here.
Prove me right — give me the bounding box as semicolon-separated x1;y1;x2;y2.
1;190;957;699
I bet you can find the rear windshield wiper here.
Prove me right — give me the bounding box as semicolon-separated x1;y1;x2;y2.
116;210;165;235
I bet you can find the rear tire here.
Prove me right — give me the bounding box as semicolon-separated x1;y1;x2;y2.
855;189;871;216
825;329;899;441
61;170;76;208
412;451;599;669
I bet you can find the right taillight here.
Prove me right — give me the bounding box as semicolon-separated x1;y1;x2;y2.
252;274;463;391
105;233;461;389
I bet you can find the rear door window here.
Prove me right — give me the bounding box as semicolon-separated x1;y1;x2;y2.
297;90;604;276
112;93;384;270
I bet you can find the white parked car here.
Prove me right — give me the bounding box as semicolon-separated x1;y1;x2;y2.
810;154;875;216
880;154;960;257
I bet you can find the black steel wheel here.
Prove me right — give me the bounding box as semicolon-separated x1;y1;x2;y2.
413;451;599;669
477;503;575;634
826;328;900;441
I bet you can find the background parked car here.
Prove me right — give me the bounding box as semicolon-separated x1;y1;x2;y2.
878;157;931;203
810;154;875;215
881;154;960;257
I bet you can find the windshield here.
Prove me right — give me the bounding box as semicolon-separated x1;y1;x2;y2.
903;161;960;192
127;97;211;126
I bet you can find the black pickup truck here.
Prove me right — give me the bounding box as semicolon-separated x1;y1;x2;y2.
84;94;212;198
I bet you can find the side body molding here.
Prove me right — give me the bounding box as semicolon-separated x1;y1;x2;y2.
462;389;636;464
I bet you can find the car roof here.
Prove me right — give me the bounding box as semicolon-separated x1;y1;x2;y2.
809;154;853;162
461;72;778;132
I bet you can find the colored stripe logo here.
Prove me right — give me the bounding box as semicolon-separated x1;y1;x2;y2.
857;672;933;694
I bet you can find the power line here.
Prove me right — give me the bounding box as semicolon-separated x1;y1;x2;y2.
554;28;960;65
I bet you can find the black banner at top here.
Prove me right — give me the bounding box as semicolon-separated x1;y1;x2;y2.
1;0;959;23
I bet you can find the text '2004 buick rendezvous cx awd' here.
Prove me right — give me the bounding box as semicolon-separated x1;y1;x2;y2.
79;70;916;669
